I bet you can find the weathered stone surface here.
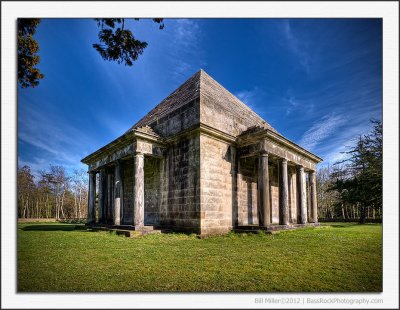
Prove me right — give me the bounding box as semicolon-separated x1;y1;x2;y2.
309;171;318;223
288;166;298;223
269;162;279;224
106;171;114;224
122;160;133;224
88;143;135;172
98;169;106;224
158;134;201;233
200;135;233;235
114;163;121;226
279;159;289;225
82;69;322;236
144;156;162;225
297;165;308;224
199;71;276;136
258;152;270;226
88;171;96;224
133;153;145;227
237;156;257;226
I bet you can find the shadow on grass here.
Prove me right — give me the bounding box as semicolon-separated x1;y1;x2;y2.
21;224;85;232
328;223;361;228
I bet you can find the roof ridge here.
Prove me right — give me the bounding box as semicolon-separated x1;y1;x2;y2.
199;69;276;133
127;69;277;135
200;70;264;118
126;70;201;133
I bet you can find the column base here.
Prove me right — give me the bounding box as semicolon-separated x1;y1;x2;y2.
88;224;162;237
112;225;158;231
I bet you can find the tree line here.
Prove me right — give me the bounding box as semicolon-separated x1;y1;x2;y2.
317;120;382;223
17;165;88;220
18;120;382;223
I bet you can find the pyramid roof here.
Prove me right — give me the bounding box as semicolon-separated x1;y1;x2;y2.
127;69;277;134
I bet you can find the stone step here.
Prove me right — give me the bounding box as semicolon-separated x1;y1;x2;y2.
88;225;162;237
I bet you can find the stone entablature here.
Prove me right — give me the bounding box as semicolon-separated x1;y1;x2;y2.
82;70;322;236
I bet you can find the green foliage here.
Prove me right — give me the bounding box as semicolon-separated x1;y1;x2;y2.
17;18;164;88
329;120;382;223
17;164;88;220
93;18;164;66
18;222;382;292
17;18;44;88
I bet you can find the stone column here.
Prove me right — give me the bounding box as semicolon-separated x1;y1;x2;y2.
279;159;289;225
296;165;307;224
87;171;96;224
258;152;270;226
98;168;106;224
114;162;122;226
309;170;318;223
133;153;145;227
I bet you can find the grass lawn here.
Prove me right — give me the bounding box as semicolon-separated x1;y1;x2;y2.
17;222;382;292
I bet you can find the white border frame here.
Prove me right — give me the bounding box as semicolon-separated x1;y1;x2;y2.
2;1;398;309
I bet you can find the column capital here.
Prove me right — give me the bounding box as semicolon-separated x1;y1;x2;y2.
112;159;123;166
280;158;288;164
134;151;144;157
259;150;269;156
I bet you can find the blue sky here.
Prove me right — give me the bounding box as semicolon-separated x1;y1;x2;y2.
18;18;382;177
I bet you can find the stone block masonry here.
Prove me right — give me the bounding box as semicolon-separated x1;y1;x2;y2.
82;69;322;236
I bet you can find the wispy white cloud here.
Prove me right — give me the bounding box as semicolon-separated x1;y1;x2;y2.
282;93;315;117
314;120;374;167
298;113;347;150
18;100;92;175
285;96;300;116
234;87;267;115
168;19;206;79
282;19;311;73
18;156;86;180
235;88;258;106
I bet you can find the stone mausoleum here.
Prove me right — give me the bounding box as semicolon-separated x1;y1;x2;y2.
82;70;322;236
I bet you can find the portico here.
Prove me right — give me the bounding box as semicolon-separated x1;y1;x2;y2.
235;127;321;230
82;69;322;236
85;126;166;233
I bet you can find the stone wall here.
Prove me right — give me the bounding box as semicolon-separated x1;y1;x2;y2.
144;156;163;225
200;97;255;137
151;98;200;138
237;157;258;226
160;134;201;233
269;163;279;224
122;160;134;224
199;72;274;136
200;134;234;236
106;170;115;224
288;166;298;223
